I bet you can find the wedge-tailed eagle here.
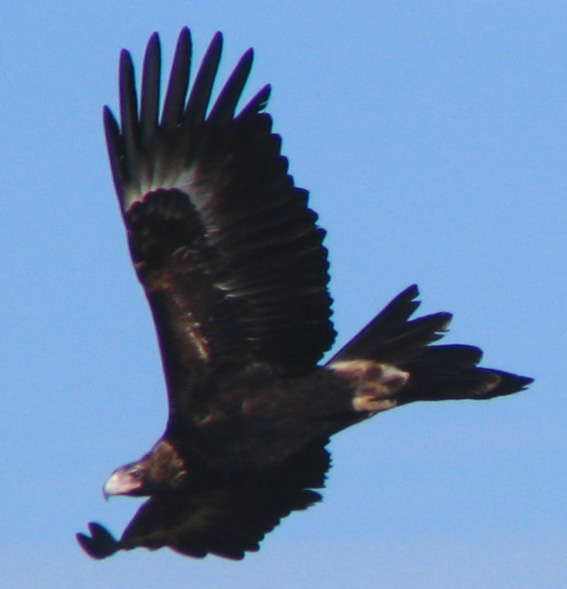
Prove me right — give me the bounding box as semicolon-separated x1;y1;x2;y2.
77;28;532;560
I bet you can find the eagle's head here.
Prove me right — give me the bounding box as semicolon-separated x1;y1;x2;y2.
103;440;188;498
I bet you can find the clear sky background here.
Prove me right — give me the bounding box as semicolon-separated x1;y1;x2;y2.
2;1;566;587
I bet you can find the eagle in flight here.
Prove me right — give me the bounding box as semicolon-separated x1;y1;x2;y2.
77;28;532;560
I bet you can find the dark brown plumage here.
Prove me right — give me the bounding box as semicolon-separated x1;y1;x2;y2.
77;28;532;561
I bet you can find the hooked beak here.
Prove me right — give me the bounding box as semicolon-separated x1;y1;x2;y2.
103;469;143;499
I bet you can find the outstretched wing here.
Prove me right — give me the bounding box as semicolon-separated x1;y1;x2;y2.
77;439;331;560
104;28;335;403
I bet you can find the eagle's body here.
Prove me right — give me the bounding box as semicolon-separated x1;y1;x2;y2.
77;28;532;561
146;365;357;478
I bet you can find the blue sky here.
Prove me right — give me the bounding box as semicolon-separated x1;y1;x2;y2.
2;1;566;587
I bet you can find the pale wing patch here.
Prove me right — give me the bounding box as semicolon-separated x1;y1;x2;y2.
123;165;198;210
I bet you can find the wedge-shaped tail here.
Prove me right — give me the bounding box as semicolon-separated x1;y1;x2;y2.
329;285;532;404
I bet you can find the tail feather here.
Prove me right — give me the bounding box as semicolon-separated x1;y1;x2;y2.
329;285;532;403
398;349;531;403
329;285;451;365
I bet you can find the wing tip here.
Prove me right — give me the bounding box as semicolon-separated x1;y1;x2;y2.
210;30;224;46
240;84;272;117
108;28;273;200
119;47;134;72
76;522;120;560
147;31;161;46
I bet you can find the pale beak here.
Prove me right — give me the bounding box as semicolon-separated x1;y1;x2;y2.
103;469;142;499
